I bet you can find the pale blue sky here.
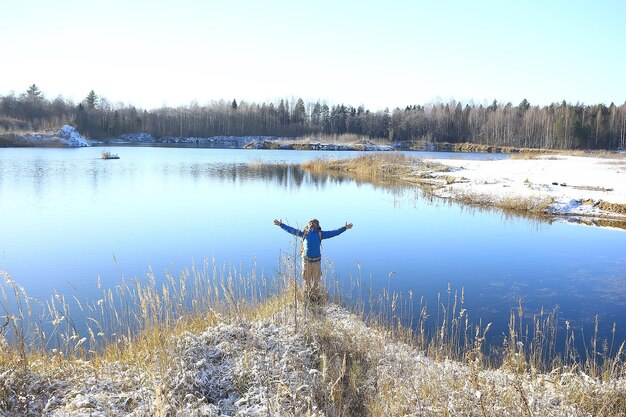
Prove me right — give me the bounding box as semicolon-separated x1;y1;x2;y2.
1;0;624;110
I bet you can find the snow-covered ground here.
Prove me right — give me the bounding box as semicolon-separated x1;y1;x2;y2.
244;139;393;151
3;303;623;416
114;134;280;147
422;154;626;220
57;125;90;147
15;125;90;147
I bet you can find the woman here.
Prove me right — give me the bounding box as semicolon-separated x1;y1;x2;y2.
274;218;353;301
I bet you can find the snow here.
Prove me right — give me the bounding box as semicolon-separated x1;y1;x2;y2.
118;132;156;143
244;139;393;151
58;125;90;147
17;125;91;147
101;135;393;151
1;303;625;415
113;134;279;147
423;155;626;219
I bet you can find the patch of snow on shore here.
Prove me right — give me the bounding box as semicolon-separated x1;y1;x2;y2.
58;125;90;147
118;132;156;143
425;155;626;219
18;125;90;147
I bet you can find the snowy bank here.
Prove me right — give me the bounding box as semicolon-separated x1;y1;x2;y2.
8;125;91;147
112;135;393;151
423;154;626;221
57;125;90;147
2;303;624;416
111;134;282;148
245;139;393;151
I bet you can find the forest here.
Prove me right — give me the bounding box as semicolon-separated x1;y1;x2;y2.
1;84;625;150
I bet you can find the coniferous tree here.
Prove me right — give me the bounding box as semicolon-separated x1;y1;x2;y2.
293;98;306;124
277;100;287;125
26;84;43;102
311;101;322;126
519;98;530;111
85;90;98;110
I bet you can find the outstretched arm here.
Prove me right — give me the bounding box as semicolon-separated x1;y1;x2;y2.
321;223;353;239
274;219;303;237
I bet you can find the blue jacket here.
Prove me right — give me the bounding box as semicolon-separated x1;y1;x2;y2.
280;224;346;260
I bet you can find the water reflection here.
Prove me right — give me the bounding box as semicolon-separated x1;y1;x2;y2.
163;161;310;188
167;161;388;190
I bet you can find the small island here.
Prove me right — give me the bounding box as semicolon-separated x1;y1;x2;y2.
101;151;120;160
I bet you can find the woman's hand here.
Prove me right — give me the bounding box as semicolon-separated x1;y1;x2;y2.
274;219;282;226
345;223;353;229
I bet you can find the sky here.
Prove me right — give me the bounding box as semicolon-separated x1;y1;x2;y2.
1;0;625;110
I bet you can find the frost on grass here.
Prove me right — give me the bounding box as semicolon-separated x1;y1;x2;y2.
1;304;625;416
0;316;321;416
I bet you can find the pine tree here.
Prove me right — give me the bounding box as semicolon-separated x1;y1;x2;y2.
231;99;238;110
85;90;98;110
26;84;43;102
519;99;530;111
278;99;288;125
293;98;306;124
311;101;322;125
75;103;88;132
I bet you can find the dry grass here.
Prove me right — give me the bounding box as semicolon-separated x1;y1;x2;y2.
302;153;448;188
410;142;626;159
0;133;66;148
497;195;555;213
301;133;391;146
1;257;625;416
567;150;626;159
303;152;411;174
101;150;119;160
596;200;626;215
602;161;626;169
509;151;550;160
404;141;551;154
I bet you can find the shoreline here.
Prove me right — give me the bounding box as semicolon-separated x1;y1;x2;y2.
301;153;626;229
4;128;624;155
2;293;624;416
423;154;626;223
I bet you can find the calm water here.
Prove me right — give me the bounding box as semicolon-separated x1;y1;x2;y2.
1;147;625;348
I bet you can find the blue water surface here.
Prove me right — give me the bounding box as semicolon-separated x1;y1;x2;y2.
0;146;624;350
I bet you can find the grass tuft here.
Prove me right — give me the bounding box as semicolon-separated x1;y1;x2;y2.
101;151;119;160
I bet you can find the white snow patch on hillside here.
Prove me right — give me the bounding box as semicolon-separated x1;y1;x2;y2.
58;125;90;147
18;125;90;147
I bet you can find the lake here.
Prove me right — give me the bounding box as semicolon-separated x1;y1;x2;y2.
1;146;625;353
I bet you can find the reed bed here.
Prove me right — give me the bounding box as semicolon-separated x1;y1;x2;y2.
1;256;625;416
301;153;448;188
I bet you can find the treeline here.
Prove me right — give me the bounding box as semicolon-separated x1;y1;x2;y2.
1;85;625;149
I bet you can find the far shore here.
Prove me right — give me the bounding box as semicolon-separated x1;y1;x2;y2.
4;128;625;155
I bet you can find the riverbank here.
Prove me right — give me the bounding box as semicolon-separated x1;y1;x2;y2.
2;293;624;416
302;153;626;227
244;138;393;151
0;126;90;147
